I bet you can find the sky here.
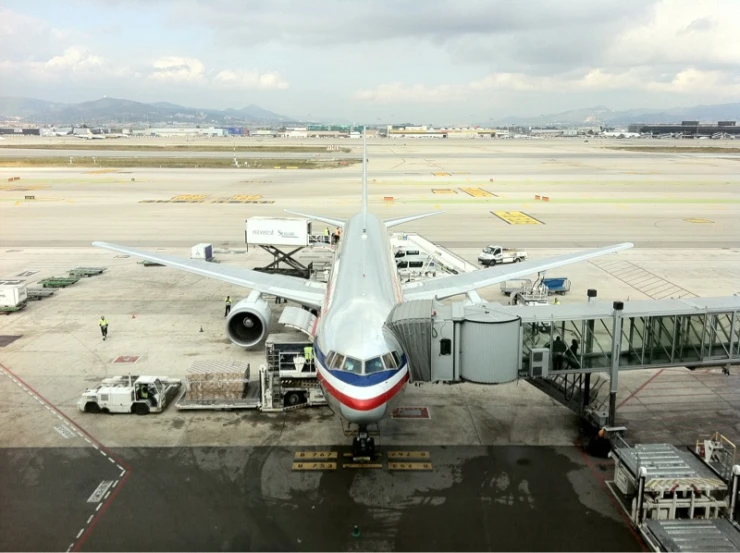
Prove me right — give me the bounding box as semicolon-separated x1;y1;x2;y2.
1;0;739;124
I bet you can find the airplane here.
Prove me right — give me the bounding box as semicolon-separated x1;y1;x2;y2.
93;132;633;459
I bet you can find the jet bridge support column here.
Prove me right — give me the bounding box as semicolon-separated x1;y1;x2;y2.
608;301;625;426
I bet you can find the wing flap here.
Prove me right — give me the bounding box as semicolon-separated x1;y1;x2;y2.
402;243;633;301
93;242;325;308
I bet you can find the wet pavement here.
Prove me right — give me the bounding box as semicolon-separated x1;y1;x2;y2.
0;446;643;552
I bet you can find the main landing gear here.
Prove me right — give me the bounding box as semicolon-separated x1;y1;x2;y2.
352;425;376;462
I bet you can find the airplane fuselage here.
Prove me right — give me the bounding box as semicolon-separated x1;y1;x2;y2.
313;213;409;425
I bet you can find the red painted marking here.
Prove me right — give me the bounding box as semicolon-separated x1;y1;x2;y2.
74;470;131;552
617;369;665;409
0;361;131;470
318;371;408;411
0;362;134;552
575;445;647;551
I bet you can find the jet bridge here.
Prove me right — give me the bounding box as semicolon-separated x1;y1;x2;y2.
386;296;740;428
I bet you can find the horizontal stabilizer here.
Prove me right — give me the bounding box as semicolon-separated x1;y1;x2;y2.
385;211;444;228
284;210;346;228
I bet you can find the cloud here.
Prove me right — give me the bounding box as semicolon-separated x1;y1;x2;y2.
357;68;740;103
149;56;205;82
213;69;288;90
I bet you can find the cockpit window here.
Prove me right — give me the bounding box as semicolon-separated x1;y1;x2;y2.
342;356;361;373
381;353;397;369
327;352;344;370
365;357;384;374
392;351;402;367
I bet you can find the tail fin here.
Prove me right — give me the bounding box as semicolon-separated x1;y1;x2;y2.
362;127;368;231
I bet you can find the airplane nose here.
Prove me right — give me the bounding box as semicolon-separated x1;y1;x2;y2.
341;402;386;424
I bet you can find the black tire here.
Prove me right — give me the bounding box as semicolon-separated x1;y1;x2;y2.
84;402;101;414
133;402;150;416
284;392;303;407
515;257;522;263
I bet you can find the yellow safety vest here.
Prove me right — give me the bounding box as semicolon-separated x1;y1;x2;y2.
225;297;232;304
304;346;313;361
99;319;108;327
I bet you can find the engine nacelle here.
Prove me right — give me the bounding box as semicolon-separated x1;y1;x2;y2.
226;294;272;348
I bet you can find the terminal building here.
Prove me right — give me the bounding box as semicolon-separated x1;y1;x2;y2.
386;125;496;139
628;121;739;138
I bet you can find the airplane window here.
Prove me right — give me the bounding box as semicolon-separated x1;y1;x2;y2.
365;357;384;374
392;351;403;366
382;352;397;369
343;356;361;372
329;353;345;369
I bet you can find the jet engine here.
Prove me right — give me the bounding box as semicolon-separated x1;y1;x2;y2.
226;291;272;348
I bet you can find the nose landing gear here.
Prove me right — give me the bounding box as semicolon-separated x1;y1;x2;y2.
352;425;376;462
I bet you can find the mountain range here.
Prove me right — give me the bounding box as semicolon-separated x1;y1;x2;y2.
489;103;740;127
0;96;293;125
1;96;739;128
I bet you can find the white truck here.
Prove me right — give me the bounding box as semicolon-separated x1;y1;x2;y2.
478;245;527;267
77;375;181;415
0;282;28;313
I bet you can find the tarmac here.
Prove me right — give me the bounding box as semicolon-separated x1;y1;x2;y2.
0;138;739;551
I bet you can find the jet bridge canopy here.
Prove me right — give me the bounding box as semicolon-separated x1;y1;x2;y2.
386;295;740;426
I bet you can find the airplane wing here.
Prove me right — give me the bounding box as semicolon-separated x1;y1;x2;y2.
93;242;326;308
283;210;346;228
385;211;444;228
402;243;633;301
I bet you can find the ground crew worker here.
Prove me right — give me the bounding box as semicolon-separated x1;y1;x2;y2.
140;385;149;402
224;296;232;317
335;227;342;243
99;316;108;341
303;345;314;369
552;336;568;370
323;227;330;243
553;297;561;305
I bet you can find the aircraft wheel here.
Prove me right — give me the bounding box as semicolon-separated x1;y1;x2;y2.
284;392;303;407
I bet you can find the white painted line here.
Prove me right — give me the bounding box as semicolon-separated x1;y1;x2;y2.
87;481;113;503
45;405;51;411
92;444;99;450
119;469;125;477
10;377;17;383
104;491;111;500
112;479;119;489
116;465;123;472
76;528;84;539
108;457;115;464
99;450;107;457
87;514;94;524
67;543;74;552
95;502;102;512
84;437;91;444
